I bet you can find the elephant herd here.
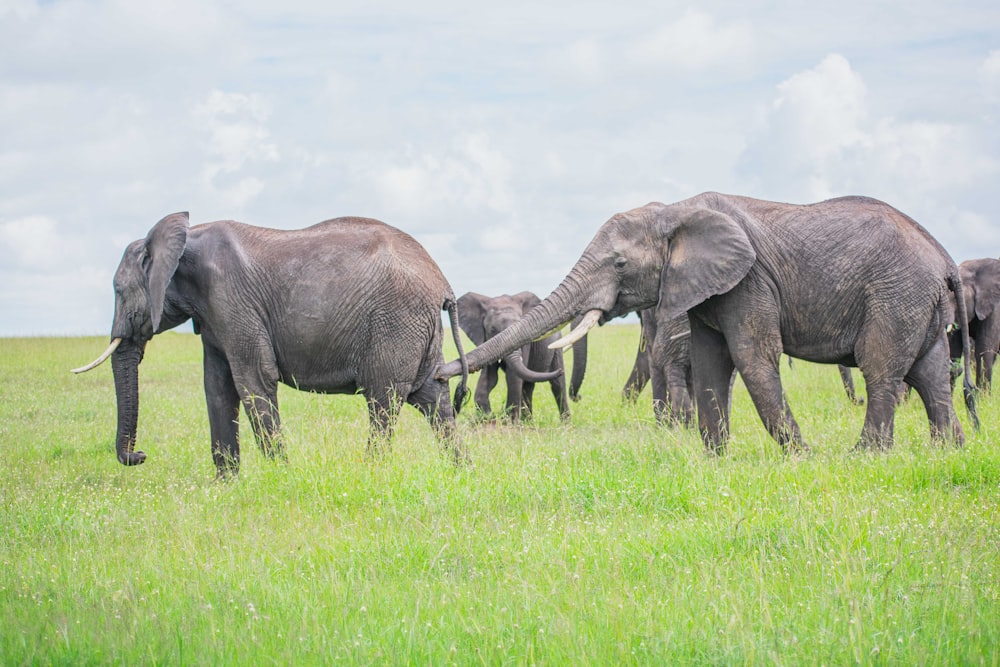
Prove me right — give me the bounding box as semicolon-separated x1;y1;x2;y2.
74;192;997;477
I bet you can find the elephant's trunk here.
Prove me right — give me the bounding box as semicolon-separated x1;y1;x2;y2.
504;349;562;383
442;275;584;379
111;342;148;466
569;323;588;401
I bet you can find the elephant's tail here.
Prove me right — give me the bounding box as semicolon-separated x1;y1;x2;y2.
949;271;980;430
444;298;470;414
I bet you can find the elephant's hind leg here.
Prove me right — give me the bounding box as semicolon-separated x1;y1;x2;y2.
365;385;405;457
408;377;468;465
906;338;964;446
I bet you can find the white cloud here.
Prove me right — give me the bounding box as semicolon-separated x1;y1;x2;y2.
370;133;515;219
738;54;998;203
0;216;74;270
193;90;280;210
626;9;754;71
981;50;1000;104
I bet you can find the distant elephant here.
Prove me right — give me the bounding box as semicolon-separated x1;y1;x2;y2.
457;291;569;421
438;192;977;453
951;257;1000;390
621;307;694;426
73;212;471;476
837;365;865;405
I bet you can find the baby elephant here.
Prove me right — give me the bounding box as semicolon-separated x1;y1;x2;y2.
457;291;568;422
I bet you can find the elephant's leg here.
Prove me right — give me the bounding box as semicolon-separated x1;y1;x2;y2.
237;387;283;461
520;382;536;421
365;385;405;457
649;355;669;424
905;338;964;446
689;323;735;454
839;365;864;405
727;327;805;454
228;339;285;461
203;346;241;478
666;361;695;428
976;315;1000;391
504;370;524;422
622;347;650;403
408;376;467;464
549;368;571;420
474;364;499;417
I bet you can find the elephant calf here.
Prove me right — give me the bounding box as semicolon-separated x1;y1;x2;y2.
457;291;568;422
73;212;469;476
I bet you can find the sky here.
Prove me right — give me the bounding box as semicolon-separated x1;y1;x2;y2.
2;0;1000;337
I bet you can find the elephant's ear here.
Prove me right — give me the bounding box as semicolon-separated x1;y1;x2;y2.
512;291;542;316
456;292;489;345
972;260;1000;321
144;212;190;332
657;207;756;319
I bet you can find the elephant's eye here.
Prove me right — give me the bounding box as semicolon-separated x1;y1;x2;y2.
614;256;628;271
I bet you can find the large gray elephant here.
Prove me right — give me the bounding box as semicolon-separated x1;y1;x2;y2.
952;257;1000;390
73;212;472;476
457;291;568;421
437;192;978;453
621;307;695;426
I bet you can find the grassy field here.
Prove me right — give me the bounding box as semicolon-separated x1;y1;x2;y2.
1;327;998;665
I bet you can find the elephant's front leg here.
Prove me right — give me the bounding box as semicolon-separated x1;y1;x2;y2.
504;369;525;422
689;323;735;454
203;346;241;478
474;364;499;418
728;331;806;454
229;353;284;462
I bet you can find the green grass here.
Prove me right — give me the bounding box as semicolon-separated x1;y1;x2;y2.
1;328;998;665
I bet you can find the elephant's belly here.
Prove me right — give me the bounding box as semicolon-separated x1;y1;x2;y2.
276;361;359;394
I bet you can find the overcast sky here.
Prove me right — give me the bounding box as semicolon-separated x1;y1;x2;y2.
2;0;999;337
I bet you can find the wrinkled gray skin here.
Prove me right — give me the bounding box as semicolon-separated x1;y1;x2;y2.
77;212;470;476
457;291;569;421
622;307;695;427
438;192;978;453
950;258;1000;390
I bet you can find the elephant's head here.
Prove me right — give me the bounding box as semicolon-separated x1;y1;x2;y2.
438;201;756;378
456;291;563;383
959;258;1000;324
72;212;190;466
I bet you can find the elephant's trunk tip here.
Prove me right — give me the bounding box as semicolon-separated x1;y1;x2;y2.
118;451;148;466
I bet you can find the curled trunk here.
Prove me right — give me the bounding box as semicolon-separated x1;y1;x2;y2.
504;349;561;383
111;343;147;466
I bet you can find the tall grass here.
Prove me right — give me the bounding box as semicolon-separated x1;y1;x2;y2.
1;328;998;665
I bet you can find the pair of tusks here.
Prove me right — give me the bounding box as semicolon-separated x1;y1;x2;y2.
71;338;122;374
548;309;692;352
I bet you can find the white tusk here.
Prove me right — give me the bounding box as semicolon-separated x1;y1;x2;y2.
533;318;573;343
669;329;691;341
548;309;601;350
71;338;122;374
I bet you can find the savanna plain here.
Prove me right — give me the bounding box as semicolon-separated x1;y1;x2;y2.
1;326;999;665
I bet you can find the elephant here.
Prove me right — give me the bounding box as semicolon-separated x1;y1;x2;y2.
72;212;473;476
437;192;978;453
836;365;865;405
621;307;695;427
950;257;1000;390
456;291;569;421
